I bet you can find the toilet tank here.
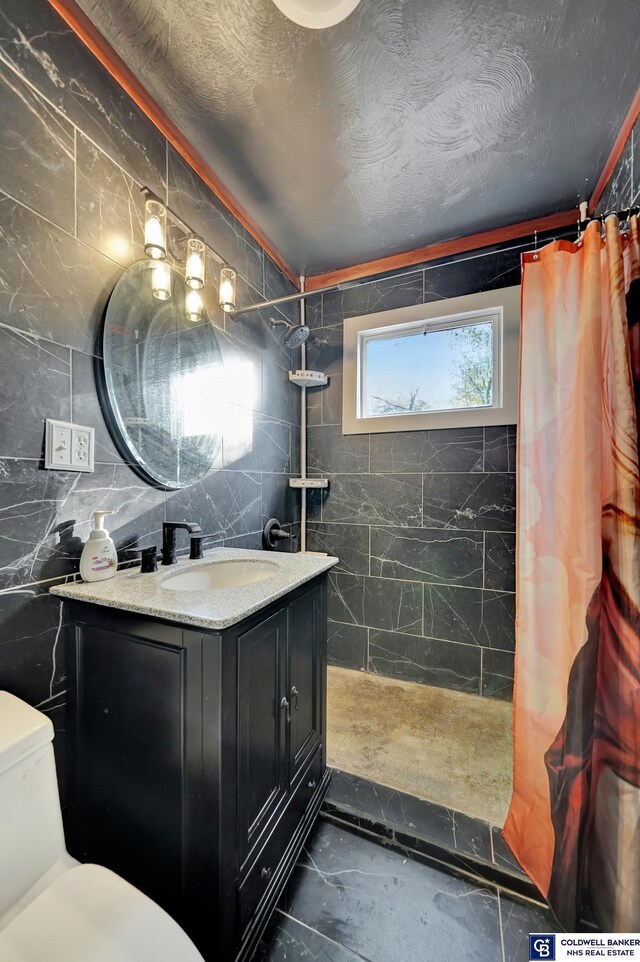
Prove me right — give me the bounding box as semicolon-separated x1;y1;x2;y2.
0;692;68;920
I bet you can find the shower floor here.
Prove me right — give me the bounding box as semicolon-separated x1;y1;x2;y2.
327;666;513;826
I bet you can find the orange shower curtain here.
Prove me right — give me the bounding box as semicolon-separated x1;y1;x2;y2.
503;216;640;931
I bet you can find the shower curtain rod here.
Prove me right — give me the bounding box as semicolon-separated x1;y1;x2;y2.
578;203;640;233
235;205;640;317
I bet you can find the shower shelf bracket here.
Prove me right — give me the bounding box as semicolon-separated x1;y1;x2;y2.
288;370;328;387
289;478;329;489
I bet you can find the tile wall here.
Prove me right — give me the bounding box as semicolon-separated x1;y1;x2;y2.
0;0;301;794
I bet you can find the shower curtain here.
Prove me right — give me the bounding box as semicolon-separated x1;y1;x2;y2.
503;216;640;931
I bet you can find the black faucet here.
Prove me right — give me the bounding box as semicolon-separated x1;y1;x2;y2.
162;521;202;566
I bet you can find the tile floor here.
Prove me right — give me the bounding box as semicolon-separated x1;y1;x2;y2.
255;818;560;962
327;666;513;825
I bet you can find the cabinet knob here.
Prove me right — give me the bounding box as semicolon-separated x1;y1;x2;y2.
280;696;290;722
307;778;317;790
291;685;299;710
260;866;272;880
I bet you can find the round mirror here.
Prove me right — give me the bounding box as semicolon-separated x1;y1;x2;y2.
100;260;223;489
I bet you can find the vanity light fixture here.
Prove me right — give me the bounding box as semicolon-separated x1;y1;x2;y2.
185;235;205;290
151;261;171;301
271;0;361;28
219;267;237;313
144;196;167;260
185;289;204;322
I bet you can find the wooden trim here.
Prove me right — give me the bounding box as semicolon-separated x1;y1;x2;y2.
46;0;299;288
305;209;578;291
589;86;640;215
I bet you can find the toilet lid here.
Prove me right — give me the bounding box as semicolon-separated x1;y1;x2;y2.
0;864;205;962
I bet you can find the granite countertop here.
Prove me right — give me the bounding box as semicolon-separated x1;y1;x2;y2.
50;548;338;630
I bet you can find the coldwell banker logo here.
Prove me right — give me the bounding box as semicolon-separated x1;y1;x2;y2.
530;934;556;960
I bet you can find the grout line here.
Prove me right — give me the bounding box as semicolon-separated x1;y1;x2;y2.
274;910;369;962
497;890;507;962
326;616;514;654
73;126;77;239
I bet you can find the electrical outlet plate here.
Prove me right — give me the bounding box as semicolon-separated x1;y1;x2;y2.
45;419;95;473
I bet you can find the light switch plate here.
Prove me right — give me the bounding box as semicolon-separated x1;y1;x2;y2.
45;419;95;472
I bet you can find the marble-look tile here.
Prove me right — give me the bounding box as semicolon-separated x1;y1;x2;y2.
306;383;323;427
321;373;342;426
307;424;369;475
0;327;70;459
595;128;634;216
325;769;494;863
225;275;294;369
322;272;424;326
491;827;525;875
263;253;297;312
282;820;501;962
303;293;322;330
499;893;561;962
423;472;516;531
0;459;165;589
424;584;515;650
484;425;516;473
370;428;483;474
0;583;66;705
71;350;120;464
327;621;367;671
0;0;167;188
262;356;301;427
423;245;521;302
255;910;363;962
222;412;290;475
76;133;146;268
167;147;264;293
485;532;516;592
0;59;74;233
0;193;122;355
165;469;261;542
305;325;343;378
370;526;483;587
216;328;262;413
368;629;481;693
482;648;515;701
260;473;301;531
328;572;422;635
322;474;422;526
305;522;369;576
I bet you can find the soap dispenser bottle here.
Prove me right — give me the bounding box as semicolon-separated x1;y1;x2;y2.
80;510;118;582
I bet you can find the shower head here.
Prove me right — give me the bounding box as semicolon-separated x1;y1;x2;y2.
268;316;310;348
284;324;310;348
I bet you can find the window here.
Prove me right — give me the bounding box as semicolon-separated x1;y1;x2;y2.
342;285;520;434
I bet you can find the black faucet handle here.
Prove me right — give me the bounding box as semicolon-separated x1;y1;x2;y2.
127;546;160;573
189;533;217;560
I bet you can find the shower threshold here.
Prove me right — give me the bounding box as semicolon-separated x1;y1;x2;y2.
326;666;512;826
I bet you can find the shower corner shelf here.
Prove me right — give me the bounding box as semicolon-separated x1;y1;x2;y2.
289;478;329;489
288;370;328;387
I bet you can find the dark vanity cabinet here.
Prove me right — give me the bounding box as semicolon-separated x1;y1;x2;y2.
64;575;329;962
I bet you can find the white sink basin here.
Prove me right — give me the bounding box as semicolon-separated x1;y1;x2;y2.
161;560;278;592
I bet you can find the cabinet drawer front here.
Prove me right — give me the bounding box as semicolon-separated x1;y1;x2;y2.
238;746;323;933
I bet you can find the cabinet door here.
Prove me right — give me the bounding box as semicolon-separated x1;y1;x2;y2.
237;608;288;861
287;586;323;783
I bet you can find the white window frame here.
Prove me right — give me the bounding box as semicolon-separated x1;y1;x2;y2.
342;285;520;434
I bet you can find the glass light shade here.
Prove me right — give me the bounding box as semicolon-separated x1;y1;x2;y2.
186;289;204;322
151;262;171;300
144;197;167;259
219;267;236;313
185;235;205;289
271;0;360;28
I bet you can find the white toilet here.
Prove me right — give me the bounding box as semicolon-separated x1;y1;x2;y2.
0;691;205;962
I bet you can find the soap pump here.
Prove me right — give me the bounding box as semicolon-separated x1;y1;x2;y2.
80;510;118;582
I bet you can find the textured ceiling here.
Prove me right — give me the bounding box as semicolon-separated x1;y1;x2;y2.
77;0;640;275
